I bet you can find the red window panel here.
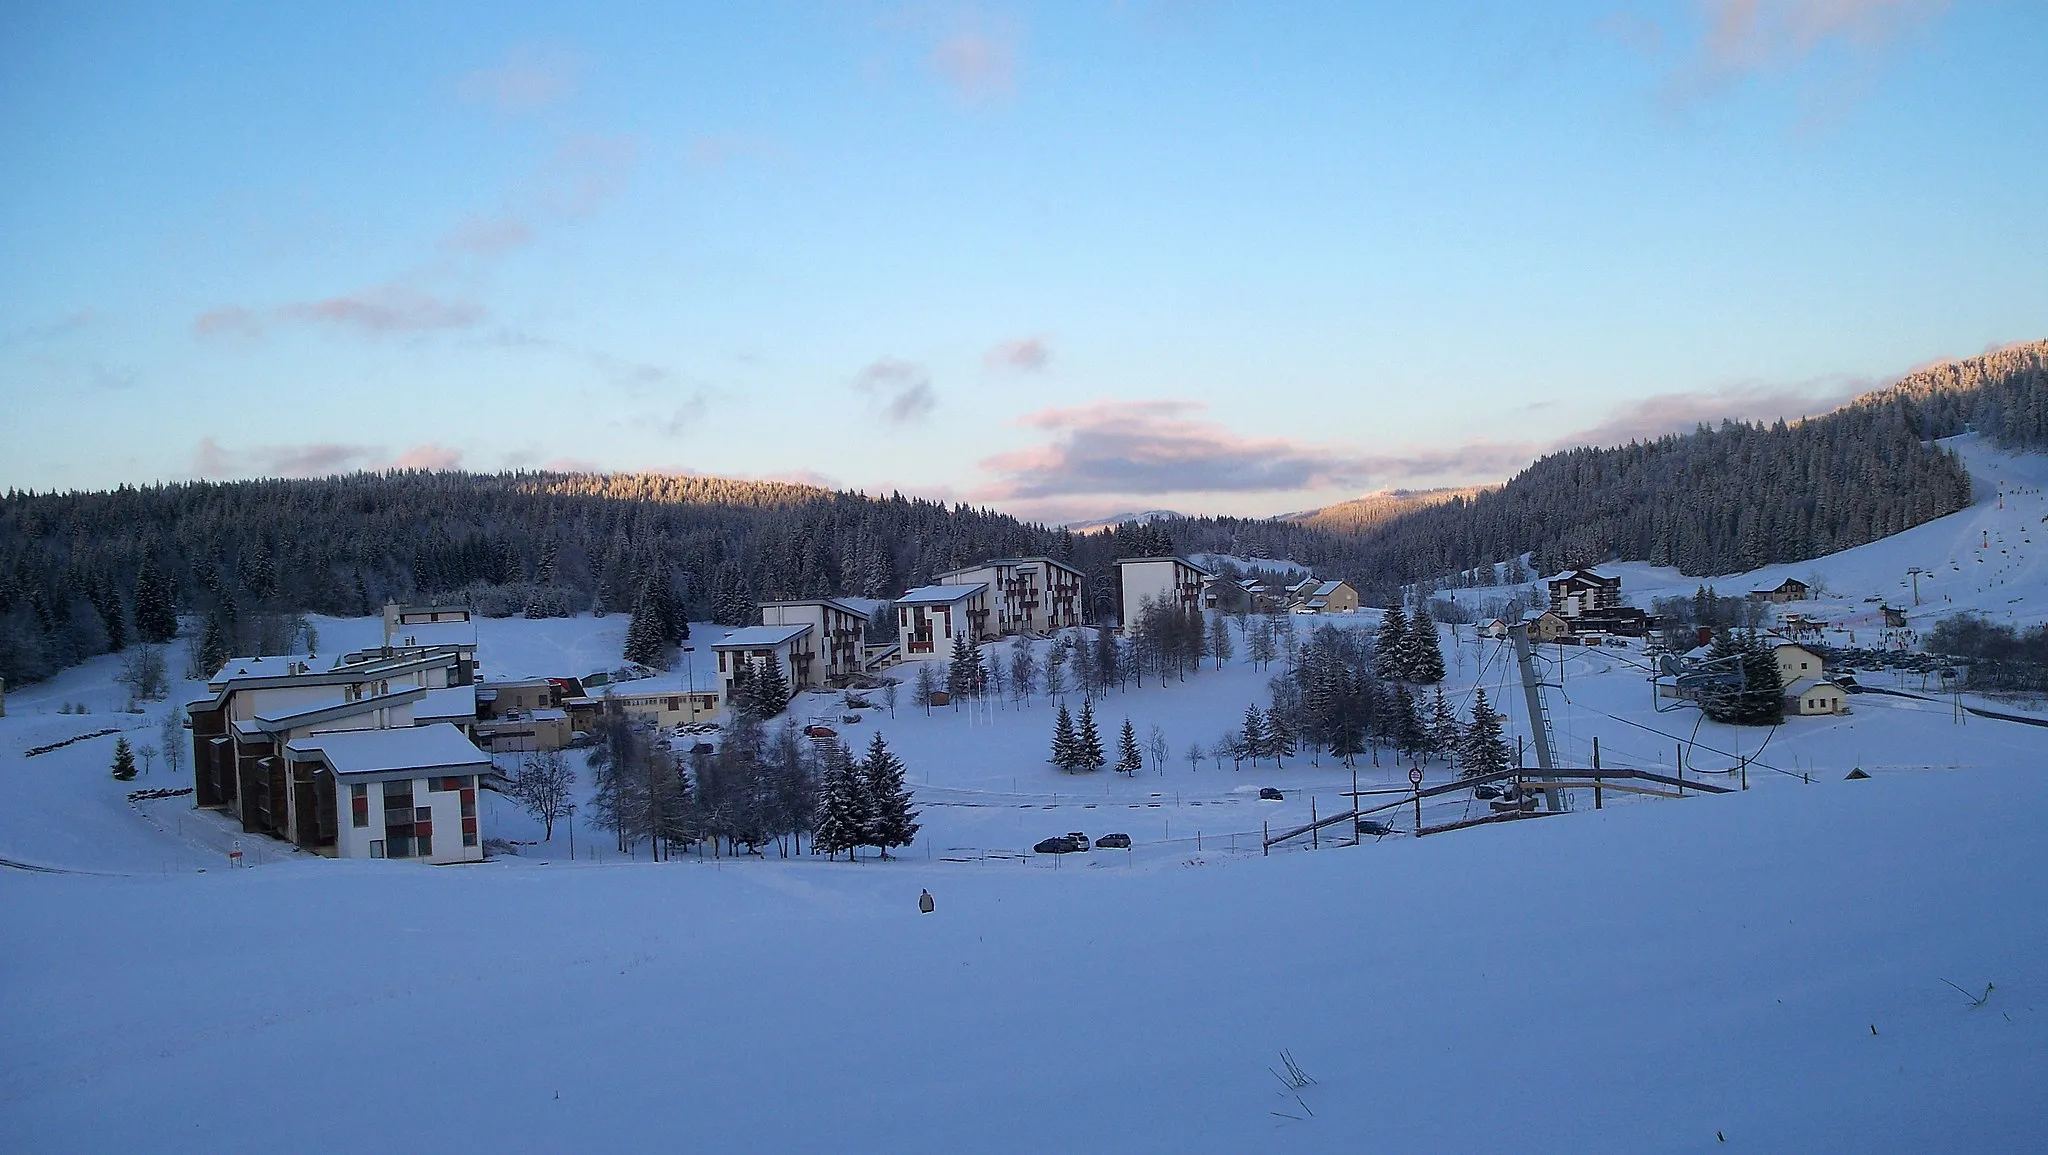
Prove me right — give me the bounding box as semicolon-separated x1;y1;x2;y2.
415;820;433;837
462;816;478;835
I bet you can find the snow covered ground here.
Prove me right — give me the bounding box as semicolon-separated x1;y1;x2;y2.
5;438;2048;1149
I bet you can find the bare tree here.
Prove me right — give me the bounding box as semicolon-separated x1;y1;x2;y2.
138;743;158;776
881;678;899;718
118;644;169;702
1146;724;1168;775
159;710;185;778
1185;741;1204;772
510;749;577;841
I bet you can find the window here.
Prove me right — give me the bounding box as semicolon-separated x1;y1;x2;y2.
460;789;476;819
387;834;413;858
462;831;478;849
351;783;369;828
369;839;385;858
415;832;433;858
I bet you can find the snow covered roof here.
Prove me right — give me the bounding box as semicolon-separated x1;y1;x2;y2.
760;598;871;619
385;619;477;648
712;623;812;650
935;556;1083;579
896;582;987;605
1783;676;1844;698
210;656;304;682
1114;556;1217;576
1313;579;1345;597
284;723;490;777
240;687;428;736
416;684;478;723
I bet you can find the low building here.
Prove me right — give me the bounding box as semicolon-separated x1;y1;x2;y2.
760;599;872;685
283;724;490;862
711;623;818;703
1575;606;1653;638
1750;578;1812;603
1200;575;1249;613
473;677;571;752
1546;569;1622;619
1478;618;1509;639
1773;643;1825;686
894;583;989;659
935;557;1085;636
1783;676;1848;716
1115;556;1215;633
1291;579;1360;615
1522;609;1572;643
337;603;481;682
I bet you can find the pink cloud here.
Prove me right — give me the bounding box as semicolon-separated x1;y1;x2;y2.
533;135;636;220
280;287;482;334
194;438;468;479
1661;0;1948;108
458;44;581;112
985;335;1050;372
444;214;535;256
193;306;265;338
394;443;464;471
931;28;1017;103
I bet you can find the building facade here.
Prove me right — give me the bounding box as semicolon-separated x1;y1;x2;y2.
711;623;818;703
1116;557;1215;632
760;599;872;684
935;557;1085;636
1547;569;1622;618
894;583;989;658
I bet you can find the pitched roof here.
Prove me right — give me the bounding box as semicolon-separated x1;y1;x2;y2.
1783;676;1843;698
759;597;871;620
1114;556;1218;576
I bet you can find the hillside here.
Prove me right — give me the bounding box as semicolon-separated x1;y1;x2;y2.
1288;485;1494;536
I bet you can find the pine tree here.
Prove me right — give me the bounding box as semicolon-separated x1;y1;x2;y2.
198;602;234;676
750;657;791;719
1208;613;1234;669
1375;603;1409;680
1265;702;1296;766
111;736;136;781
133;555;178;644
1241;704;1268;767
1391;683;1426;755
812;741;864;860
1115;718;1143;775
948;632;980;701
860;733;919;857
1427;686;1461;767
1406;605;1446;684
1460;688;1509;778
622;592;665;667
1075;699;1105;772
1050;702;1078;771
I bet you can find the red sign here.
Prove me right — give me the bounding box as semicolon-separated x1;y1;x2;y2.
1408;767;1424;787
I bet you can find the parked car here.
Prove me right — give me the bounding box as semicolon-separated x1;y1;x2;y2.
1472;783;1502;800
1258;787;1285;801
1094;832;1132;849
1064;831;1091;851
1355;819;1394;837
1034;836;1082;854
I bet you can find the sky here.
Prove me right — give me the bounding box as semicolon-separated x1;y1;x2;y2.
2;1;2044;523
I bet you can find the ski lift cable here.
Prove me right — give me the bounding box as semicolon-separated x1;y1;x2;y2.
1554;689;1803;779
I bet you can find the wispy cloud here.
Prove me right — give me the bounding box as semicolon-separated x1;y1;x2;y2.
194;438;465;479
2;308;96;345
931;26;1017;103
1565;374;1874;447
985;335;1050;371
854;357;938;424
687;134;782;171
458;43;583;113
443;214;535;256
1655;0;1948;112
194;286;483;339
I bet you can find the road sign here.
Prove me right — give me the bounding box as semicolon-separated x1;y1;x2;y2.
1408;767;1424;787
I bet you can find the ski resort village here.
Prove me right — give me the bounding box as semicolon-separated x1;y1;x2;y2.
8;7;2048;1150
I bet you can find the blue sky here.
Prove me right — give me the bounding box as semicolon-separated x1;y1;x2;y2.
2;1;2044;522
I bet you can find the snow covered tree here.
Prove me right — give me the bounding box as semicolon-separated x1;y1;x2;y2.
110;736;136;781
1074;699;1105;772
1115;718;1143;775
622;591;666;667
1460;688;1509;778
1248;616;1277;670
197;602;233;678
1426;686;1461;767
947;633;977;702
812;740;866;860
132;555;178;644
1093;626;1122;694
1241;704;1268;767
747;657;791;719
1375;603;1409;680
1390;683;1426;755
1405;605;1446;684
1050;702;1078;771
1703;629;1785;725
1265;699;1296;767
859;733;919;857
510;749;576;840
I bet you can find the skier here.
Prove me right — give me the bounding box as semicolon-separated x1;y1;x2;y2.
918;888;935;914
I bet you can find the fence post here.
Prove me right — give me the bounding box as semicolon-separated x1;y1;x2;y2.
1263;820;1269;857
1311;797;1318;849
1592;736;1602;810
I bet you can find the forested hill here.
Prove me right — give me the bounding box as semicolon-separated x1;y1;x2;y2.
1318;345;2048;594
0;469;1368;686
1288;485;1494;536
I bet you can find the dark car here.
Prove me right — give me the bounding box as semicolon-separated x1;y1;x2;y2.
1472;783;1503;800
1064;831;1091;851
1034;836;1081;854
1258;787;1285;801
1094;832;1132;849
1355;819;1394;837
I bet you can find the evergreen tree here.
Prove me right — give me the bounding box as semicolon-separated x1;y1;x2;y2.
1075;699;1105;772
947;632;980;701
1115;718;1143;775
749;657;792;719
110;736;136;781
1375;604;1410;680
622;591;666;667
1265;700;1296;766
1050;702;1078;771
133;555;178;644
198;602;234;676
1391;683;1426;755
1703;629;1785;725
812;740;865;860
1460;688;1509;778
1405;605;1446;684
1241;704;1268;767
859;733;919;857
1426;686;1461;767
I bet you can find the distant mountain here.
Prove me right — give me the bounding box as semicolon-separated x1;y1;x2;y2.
1061;510;1185;534
1311;344;2048;592
1287;486;1495;536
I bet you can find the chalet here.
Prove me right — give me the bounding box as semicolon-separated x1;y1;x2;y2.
185;649;491;859
1291;579;1360;615
1546;569;1622;619
1772;643;1825;686
895;583;990;659
760;599;872;684
1783;676;1849;716
711;623;817;704
1116;556;1215;633
1522;609;1572;643
1750;577;1812;604
1478;618;1509;639
283;724;490;862
935;557;1085;637
1574;606;1653;638
1200;575;1249;613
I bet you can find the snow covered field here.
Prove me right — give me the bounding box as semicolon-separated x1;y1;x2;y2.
6;437;2048;1150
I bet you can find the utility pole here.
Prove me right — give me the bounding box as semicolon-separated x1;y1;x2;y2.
1907;567;1926;606
1510;622;1560;811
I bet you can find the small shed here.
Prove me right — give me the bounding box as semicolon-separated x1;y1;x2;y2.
1783;677;1848;716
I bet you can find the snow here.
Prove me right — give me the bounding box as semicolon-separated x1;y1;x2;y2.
287;723;492;776
6;437;2048;1148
